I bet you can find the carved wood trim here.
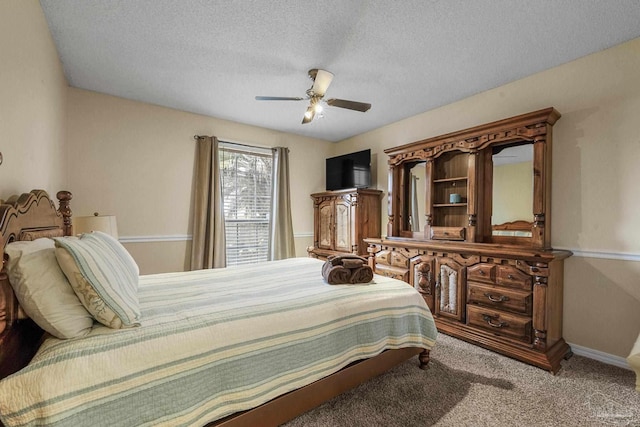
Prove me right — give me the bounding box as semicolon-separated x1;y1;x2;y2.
387;120;555;165
493;220;532;231
448;253;481;266
533;276;549;351
415;262;433;295
56;191;73;236
385;107;559;163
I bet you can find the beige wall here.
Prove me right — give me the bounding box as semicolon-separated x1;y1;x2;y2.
65;88;332;273
335;38;640;359
0;0;68;196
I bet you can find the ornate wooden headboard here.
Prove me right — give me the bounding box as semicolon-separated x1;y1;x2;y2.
0;190;72;379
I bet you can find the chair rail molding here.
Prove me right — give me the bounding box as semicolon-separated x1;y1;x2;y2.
120;232;314;244
118;236;639;262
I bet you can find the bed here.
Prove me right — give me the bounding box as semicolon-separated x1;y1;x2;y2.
0;190;437;427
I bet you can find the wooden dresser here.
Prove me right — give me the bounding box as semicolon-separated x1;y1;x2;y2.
366;108;572;373
307;188;383;260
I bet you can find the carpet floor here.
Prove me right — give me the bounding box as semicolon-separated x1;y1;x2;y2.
285;334;639;426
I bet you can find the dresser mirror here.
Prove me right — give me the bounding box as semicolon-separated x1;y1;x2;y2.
404;162;426;235
385;107;560;249
491;142;534;239
396;141;539;245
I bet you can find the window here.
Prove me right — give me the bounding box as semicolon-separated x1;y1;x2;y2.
219;142;272;266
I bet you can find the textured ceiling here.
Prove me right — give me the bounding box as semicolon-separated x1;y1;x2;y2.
40;0;640;142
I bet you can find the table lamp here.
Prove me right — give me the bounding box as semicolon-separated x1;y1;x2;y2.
74;212;119;239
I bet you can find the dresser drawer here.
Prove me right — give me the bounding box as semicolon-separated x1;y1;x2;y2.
374;264;409;282
467;305;532;343
467;282;532;315
375;250;410;268
496;265;532;290
467;263;496;284
430;226;465;241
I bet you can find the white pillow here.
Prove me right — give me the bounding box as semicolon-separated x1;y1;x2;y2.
5;238;94;339
54;232;141;329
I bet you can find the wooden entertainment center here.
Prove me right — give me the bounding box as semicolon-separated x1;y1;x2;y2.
307;188;383;260
365;107;572;373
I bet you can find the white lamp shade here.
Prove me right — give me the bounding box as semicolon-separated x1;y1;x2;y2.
74;215;118;239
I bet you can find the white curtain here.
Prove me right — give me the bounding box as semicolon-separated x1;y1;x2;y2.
190;136;226;269
268;147;295;260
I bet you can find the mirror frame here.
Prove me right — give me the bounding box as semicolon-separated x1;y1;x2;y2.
384;107;560;249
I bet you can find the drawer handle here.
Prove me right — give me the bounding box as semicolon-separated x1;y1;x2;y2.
507;274;514;280
483;293;510;303
478;270;485;275
482;314;508;328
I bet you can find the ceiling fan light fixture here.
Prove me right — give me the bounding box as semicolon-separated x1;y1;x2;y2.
302;105;316;124
255;68;371;125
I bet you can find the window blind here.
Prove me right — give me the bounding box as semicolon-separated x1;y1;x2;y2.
219;143;273;266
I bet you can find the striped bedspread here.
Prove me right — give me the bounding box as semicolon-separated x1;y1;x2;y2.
0;257;437;427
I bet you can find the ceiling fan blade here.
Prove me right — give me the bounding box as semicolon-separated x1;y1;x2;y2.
255;96;304;101
326;98;371;112
311;69;334;97
301;105;315;124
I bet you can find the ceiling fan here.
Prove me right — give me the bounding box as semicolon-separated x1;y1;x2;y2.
255;69;371;124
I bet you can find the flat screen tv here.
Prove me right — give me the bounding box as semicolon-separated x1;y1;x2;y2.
326;149;371;191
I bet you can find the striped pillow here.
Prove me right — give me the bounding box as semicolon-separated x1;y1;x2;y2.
54;232;141;329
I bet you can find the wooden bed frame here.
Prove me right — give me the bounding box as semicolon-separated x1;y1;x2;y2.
0;190;431;427
491;219;534;246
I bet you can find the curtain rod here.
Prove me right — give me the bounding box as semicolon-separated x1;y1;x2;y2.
193;135;283;151
193;135;254;149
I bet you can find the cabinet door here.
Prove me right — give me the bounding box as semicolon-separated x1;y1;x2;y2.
435;257;466;322
334;199;352;252
410;255;437;312
317;201;334;250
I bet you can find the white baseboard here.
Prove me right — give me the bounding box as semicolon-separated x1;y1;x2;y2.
568;342;631;370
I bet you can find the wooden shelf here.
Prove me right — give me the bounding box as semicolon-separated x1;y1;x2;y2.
434;203;468;208
433;177;468;183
